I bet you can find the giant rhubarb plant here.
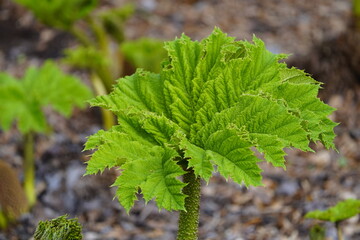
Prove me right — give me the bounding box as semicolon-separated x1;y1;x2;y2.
0;61;92;208
84;28;337;239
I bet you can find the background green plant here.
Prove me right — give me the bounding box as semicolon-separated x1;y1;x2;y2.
306;199;360;240
13;0;97;31
13;0;167;129
84;28;337;239
0;61;92;209
120;38;168;73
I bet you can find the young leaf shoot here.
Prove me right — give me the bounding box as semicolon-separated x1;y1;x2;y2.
84;28;337;239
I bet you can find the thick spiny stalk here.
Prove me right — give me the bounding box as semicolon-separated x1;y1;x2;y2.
177;168;201;240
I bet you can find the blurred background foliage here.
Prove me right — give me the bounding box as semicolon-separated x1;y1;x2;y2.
0;0;359;239
13;0;167;129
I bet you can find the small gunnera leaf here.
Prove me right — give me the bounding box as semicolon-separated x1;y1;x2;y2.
305;199;360;222
85;27;337;212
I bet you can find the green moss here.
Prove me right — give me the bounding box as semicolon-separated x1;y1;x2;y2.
34;215;83;240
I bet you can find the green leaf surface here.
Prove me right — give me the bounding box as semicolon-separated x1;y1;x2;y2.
114;147;186;212
182;128;263;186
305;199;360;222
85;132;144;175
85;27;337;212
89;69;167;115
162;34;202;133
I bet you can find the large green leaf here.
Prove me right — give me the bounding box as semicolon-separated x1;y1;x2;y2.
114;147;186;212
89;69;168;115
182;128;263;186
85;27;337;212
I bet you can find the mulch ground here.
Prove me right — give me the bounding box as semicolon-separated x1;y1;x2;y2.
0;0;359;239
